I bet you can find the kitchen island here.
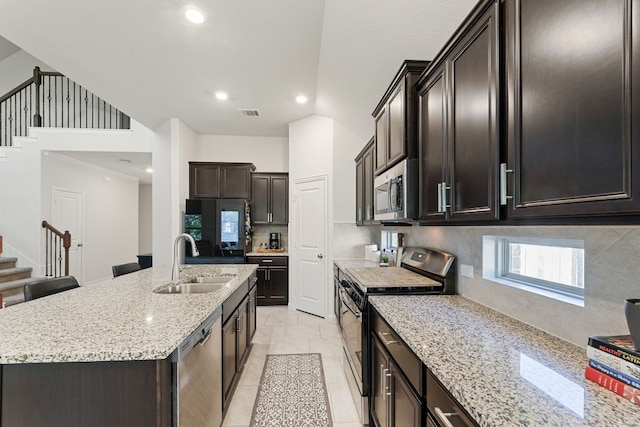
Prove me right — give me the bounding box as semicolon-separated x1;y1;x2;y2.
0;264;257;427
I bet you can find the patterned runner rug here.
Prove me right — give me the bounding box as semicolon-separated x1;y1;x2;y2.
250;353;333;427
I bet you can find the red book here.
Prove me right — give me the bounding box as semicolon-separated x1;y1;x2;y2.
585;365;640;405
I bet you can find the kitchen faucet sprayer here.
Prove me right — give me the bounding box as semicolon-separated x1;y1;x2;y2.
172;233;199;282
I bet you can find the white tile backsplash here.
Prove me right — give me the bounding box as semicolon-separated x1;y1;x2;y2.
333;222;640;347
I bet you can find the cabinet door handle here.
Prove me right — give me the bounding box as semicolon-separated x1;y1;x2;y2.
380;364;386;401
437;182;443;212
384;368;392;397
442;182;451;210
434;407;457;427
377;330;397;346
358;207;362;221
500;163;513;206
236;315;243;333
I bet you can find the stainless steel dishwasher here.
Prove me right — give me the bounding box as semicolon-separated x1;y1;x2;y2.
173;307;222;427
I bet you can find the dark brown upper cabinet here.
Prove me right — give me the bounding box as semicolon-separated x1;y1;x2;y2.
251;173;288;225
373;60;430;175
504;0;640;218
189;162;255;199
418;0;500;222
355;138;375;225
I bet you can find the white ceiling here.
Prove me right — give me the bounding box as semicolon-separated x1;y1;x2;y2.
0;0;477;143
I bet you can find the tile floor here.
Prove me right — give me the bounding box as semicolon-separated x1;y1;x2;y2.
222;305;361;427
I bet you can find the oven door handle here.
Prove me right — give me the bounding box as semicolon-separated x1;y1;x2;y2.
339;288;362;319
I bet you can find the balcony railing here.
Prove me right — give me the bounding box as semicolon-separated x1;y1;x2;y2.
0;66;130;147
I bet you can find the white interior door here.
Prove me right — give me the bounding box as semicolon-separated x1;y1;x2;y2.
52;187;84;283
293;176;327;317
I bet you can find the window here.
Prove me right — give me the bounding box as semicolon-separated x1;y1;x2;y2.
380;231;398;251
483;236;585;305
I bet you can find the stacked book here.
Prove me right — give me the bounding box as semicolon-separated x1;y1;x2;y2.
586;335;640;405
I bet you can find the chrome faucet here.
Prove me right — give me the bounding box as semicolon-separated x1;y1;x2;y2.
172;233;200;282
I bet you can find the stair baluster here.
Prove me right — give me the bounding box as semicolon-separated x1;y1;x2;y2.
41;221;70;277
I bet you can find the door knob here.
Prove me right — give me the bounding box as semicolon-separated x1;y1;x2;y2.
317;254;324;259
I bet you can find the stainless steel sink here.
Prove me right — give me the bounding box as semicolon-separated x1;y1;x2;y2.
153;276;231;294
190;276;233;284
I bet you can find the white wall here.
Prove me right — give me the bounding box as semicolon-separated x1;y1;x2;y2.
289;116;334;180
151;118;198;266
0;122;153;274
139;183;152;254
332;120;364;223
0;49;53;96
196;135;288;172
41;153;139;283
151;120;174;267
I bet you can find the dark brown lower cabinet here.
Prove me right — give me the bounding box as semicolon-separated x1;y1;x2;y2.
248;282;257;340
1;359;171;427
370;337;421;427
222;295;251;410
247;256;288;305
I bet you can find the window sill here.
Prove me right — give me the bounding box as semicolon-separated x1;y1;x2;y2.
484;275;584;307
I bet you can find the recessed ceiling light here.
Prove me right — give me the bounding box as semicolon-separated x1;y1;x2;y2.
145;168;153;174
185;6;205;24
215;92;229;100
296;95;308;104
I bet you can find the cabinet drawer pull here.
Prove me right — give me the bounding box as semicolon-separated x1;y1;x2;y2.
262;259;273;263
377;330;397;345
434;407;457;427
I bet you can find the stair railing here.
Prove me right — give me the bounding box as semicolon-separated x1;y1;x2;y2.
41;220;71;277
1;66;130;147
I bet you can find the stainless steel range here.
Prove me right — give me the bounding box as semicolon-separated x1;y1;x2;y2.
337;247;456;426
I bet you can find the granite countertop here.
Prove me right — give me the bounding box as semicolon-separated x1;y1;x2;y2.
369;295;640;427
246;251;288;257
0;264;257;364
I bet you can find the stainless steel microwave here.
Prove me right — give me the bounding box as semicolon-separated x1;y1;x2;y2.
374;158;418;222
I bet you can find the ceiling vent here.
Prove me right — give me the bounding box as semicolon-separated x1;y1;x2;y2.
239;109;260;117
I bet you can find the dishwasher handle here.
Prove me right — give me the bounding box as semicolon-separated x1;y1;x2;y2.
198;327;213;346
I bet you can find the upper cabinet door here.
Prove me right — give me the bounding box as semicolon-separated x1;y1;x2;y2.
387;84;406;166
251;173;288;225
375;107;389;174
505;0;640;218
355;156;364;225
418;0;500;223
270;175;288;225
221;164;253;199
190;163;221;198
418;66;448;221
251;174;270;223
448;1;500;221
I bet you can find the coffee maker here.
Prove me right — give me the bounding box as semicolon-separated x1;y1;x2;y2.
269;232;281;249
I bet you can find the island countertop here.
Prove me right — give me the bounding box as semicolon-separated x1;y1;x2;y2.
369;295;640;427
0;264;257;364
